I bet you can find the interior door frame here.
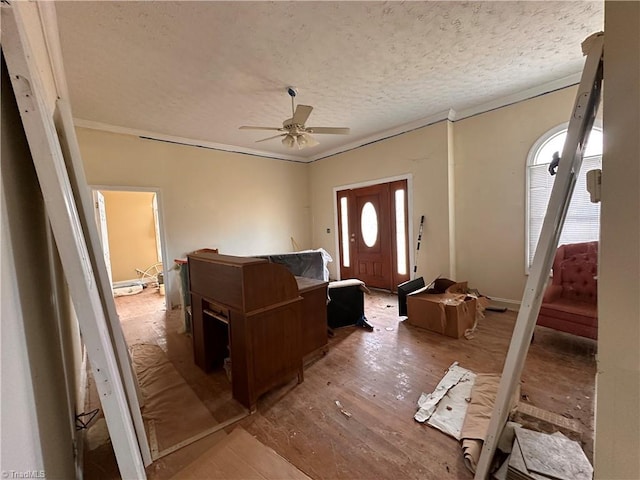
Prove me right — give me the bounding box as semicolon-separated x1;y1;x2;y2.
333;174;414;282
93;190;114;288
90;185;171;309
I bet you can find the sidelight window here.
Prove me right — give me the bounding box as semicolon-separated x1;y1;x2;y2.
395;189;407;275
340;196;350;267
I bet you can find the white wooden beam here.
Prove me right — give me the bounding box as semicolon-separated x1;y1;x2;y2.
54;99;152;466
2;5;147;478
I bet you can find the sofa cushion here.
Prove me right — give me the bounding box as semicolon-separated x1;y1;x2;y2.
539;298;597;326
559;253;597;304
536;314;597;340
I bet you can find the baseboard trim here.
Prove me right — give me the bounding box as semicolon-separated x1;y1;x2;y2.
487;296;521;312
112;278;144;288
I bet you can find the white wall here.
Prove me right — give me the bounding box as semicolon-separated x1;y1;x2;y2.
310;121;451;283
595;2;640;478
77;128;312;306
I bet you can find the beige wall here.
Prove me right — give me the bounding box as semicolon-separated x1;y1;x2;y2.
453;86;578;302
310;121;451;283
595;2;640;478
101;190;159;283
310;88;580;299
78;128;311;305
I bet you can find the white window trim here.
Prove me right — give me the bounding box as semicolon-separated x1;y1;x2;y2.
524;121;602;274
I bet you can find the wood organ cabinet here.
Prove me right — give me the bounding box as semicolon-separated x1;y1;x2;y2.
188;252;328;411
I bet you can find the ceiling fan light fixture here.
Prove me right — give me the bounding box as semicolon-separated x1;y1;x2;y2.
282;134;296;148
300;132;319;148
240;88;351;150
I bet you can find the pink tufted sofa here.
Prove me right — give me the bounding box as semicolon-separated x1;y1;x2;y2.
537;241;598;340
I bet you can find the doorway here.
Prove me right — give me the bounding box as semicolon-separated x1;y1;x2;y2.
84;187;248;469
336;178;410;291
92;187;168;306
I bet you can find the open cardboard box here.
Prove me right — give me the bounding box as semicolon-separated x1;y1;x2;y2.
406;282;477;338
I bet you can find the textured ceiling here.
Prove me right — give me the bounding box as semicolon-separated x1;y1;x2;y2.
55;1;603;162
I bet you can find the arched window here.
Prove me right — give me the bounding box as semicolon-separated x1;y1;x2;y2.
526;124;602;268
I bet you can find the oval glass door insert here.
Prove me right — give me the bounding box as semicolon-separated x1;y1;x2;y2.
361;202;378;247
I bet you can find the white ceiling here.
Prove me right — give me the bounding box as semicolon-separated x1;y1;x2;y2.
55;1;603;162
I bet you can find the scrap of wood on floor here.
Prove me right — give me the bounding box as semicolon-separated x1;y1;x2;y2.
168;427;311;480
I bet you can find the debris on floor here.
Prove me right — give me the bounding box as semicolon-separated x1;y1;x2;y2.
511;402;583;441
113;283;144;297
460;373;519;473
416;364;591;479
414;362;476;440
493;427;593;480
415;362;520;474
335;400;352;418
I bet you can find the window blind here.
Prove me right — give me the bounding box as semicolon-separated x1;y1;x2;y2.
528;155;601;267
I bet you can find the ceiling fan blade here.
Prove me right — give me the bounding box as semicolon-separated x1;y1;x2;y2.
291;105;313;125
255;133;286;143
239;126;283;131
306;127;350;135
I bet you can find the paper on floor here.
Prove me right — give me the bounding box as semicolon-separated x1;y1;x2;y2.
460;375;520;474
415;362;476;440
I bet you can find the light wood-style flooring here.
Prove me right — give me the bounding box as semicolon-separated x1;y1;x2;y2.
84;287;596;480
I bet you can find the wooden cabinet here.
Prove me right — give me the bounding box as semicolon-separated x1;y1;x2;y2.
296;276;329;359
188;252;304;411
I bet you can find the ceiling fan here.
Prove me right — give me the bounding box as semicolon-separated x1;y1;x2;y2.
239;87;350;150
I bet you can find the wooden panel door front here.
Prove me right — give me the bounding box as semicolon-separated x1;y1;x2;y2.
353;184;391;288
337;183;390;289
337;180;409;291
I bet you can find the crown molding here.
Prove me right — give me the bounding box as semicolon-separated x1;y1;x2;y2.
73;119;309;163
449;72;582;121
307;109;453;161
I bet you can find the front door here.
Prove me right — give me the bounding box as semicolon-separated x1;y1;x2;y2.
337;180;409;291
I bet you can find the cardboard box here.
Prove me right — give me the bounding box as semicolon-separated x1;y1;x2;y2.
444;281;468;294
406;291;477;338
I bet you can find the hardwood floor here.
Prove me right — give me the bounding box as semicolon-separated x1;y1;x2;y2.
84;287;596;479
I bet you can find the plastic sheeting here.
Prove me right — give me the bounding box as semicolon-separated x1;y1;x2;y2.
258;248;332;281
